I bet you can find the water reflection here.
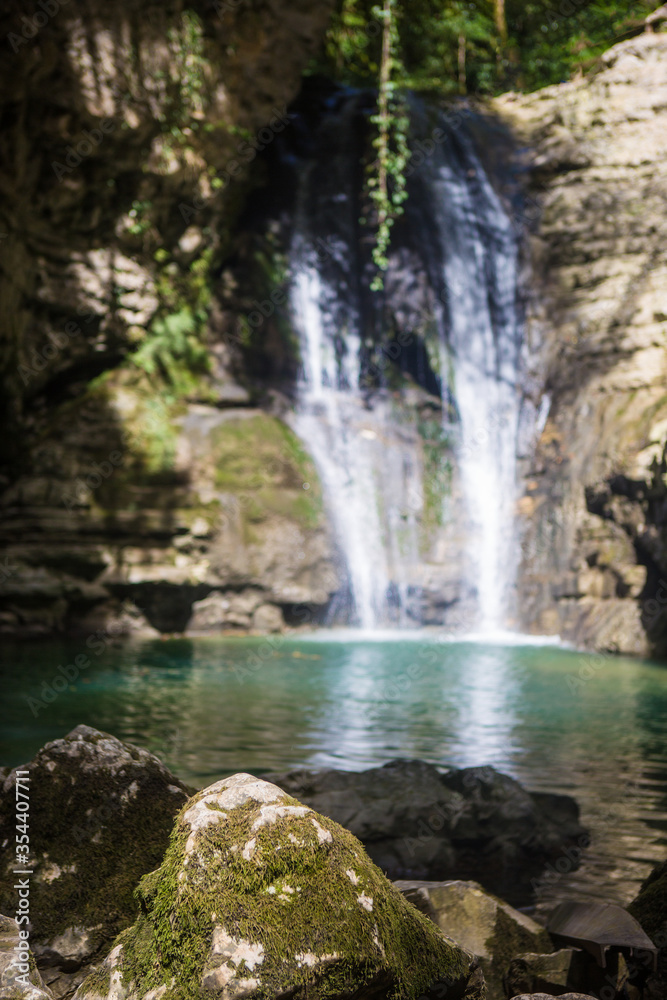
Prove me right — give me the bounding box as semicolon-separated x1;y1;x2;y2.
1;636;666;907
446;644;519;767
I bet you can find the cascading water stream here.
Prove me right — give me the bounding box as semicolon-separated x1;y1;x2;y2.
425;124;522;632
286;96;523;631
289;240;422;629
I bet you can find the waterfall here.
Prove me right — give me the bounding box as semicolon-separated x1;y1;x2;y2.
424;121;523;632
285;95;522;631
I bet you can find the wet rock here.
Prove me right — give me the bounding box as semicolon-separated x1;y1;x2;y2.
0;726;191;984
0;914;53;1000
396;880;552;1000
267;760;587;902
73;773;474;1000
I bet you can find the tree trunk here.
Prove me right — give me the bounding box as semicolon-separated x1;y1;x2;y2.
494;0;508;45
458;34;466;95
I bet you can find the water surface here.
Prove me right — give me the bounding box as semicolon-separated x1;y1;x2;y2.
2;634;666;909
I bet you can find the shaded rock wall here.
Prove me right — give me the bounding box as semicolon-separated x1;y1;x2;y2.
0;0;338;636
496;30;667;654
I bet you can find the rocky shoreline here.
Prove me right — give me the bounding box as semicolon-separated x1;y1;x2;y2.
1;726;665;1000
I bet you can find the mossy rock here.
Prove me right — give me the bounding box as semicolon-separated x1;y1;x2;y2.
627;859;667;999
74;774;474;1000
0;914;52;1000
395;881;552;1000
210;414;324;531
627;859;667;941
0;726;191;969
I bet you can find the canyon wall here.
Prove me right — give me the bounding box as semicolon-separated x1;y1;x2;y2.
2;0;667;653
496;26;667;654
0;0;338;637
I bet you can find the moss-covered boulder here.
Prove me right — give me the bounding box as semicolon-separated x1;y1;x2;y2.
395;881;552;1000
0;727;191;976
73;773;474;1000
627;859;667;1000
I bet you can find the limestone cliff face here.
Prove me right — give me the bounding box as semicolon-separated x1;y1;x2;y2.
496;29;667;654
0;0;338;636
3;2;667;650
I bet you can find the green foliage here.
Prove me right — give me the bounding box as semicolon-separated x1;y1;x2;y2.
130;250;213;402
166;10;207;118
319;0;656;96
314;0;658;281
132;307;208;397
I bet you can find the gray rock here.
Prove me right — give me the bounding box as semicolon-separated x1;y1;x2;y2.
503;950;588;999
267;760;587;901
0;915;53;1000
73;773;475;1000
397;880;552;1000
0;727;191;981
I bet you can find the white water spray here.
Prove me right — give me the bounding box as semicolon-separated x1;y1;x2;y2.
287;102;522;630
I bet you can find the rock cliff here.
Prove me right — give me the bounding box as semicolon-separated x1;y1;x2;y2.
2;0;667;652
0;0;338;637
495;26;667;654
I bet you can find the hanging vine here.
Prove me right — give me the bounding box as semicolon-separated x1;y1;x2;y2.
367;0;410;290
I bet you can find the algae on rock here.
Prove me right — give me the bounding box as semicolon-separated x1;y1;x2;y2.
74;773;474;1000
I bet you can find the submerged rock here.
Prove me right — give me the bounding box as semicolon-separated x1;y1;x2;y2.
267;760;587;902
396;880;551;1000
73;773;474;1000
0;726;191;983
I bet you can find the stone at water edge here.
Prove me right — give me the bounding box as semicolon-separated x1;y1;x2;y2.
0;914;53;1000
395;881;552;1000
73;773;476;1000
0;726;191;986
267;760;587;901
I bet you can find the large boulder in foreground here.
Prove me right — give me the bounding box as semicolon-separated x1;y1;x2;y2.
0;726;191;981
267;760;586;903
395;881;552;1000
74;773;474;1000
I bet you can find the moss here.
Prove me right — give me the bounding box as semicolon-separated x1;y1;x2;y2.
0;730;190;959
80;965;112;998
418;417;454;543
211;415;324;530
484;905;552;974
627;860;667;940
114;789;470;1000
